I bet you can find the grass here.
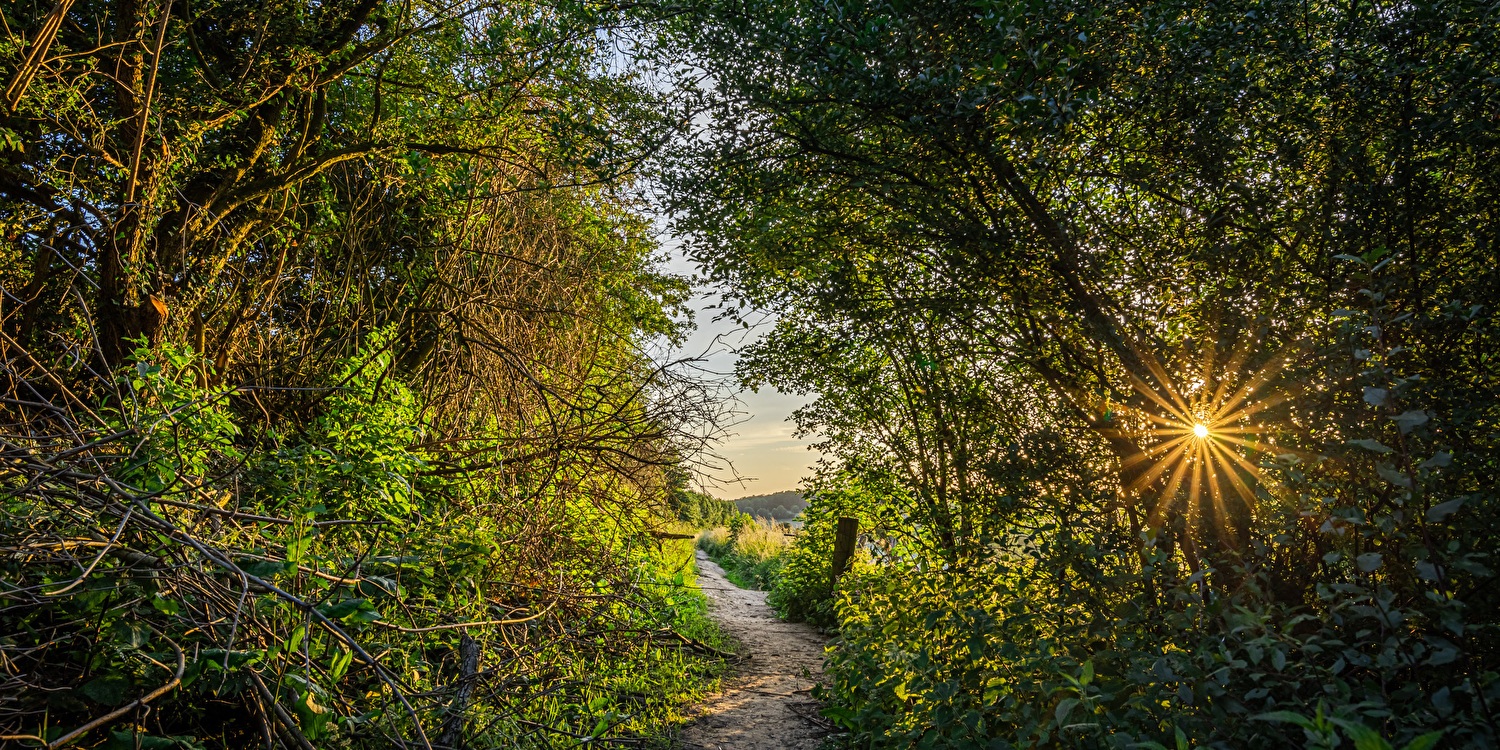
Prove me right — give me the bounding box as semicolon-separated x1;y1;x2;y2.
697;518;795;591
558;528;735;747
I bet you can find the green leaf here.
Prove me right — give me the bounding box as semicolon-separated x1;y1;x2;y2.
151;593;181;615
1377;464;1412;489
291;687;333;739
351;606;383;623
1330;718;1393;750
1426;498;1465;522
1254;711;1318;730
318;598;367;620
112;622;152;648
1055;697;1079;725
1419;451;1451;469
1347;439;1392;453
1400;731;1444;750
240;560;293;578
105;731;202;750
79;674;132;705
1390;410;1428;434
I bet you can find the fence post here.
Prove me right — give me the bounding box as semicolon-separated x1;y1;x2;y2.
831;517;858;587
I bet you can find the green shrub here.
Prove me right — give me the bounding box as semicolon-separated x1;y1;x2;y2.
821;549;1486;749
768;473;908;628
2;335;731;747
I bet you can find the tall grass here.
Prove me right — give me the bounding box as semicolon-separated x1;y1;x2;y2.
697;517;794;590
732;518;793;562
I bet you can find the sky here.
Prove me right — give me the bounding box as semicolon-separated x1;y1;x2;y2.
656;240;823;498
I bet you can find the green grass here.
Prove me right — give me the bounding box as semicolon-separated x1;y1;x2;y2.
566;533;734;746
697;520;793;591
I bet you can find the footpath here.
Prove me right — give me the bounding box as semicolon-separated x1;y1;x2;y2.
674;550;830;749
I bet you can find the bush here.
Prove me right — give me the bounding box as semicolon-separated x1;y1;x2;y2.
821;544;1482;749
796;454;1499;749
768;473;907;628
0;336;732;746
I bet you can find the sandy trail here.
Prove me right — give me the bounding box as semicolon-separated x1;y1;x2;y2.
675;550;830;750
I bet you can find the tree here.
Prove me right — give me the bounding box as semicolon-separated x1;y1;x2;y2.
1;0;729;745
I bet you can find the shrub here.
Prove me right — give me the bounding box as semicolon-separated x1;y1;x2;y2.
768;473;907;628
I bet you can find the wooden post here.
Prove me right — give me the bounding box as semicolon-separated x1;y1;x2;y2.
831;517;858;586
439;632;480;749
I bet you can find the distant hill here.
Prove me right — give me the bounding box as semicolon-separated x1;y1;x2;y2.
733;490;807;520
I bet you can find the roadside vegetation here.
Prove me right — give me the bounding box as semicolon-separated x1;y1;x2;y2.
0;0;731;746
696;517;794;592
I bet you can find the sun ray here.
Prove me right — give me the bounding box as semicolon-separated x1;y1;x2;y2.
1213;388;1301;425
1206;334;1259;414
1129;439;1193;495
1120;441;1195;472
1206;438;1270;486
1120;437;1190;470
1108;332;1300;546
1130;372;1193;423
1100;426;1197;441
1204;450;1232;544
1208;343;1302;423
1134;351;1196;421
1203;425;1268;435
1206;441;1260;506
1186;444;1206;526
1151;444;1196;523
1140;412;1195;429
1198;329;1221;404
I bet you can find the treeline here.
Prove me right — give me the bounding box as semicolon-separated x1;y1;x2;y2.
732;491;806;521
667;470;741;528
654;0;1499;748
0;1;728;747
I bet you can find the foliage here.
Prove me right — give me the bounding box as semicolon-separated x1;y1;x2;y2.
1;335;729;746
767;472;903;629
0;0;730;745
666;469;740;528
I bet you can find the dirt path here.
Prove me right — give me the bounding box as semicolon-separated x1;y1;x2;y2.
675;550;830;750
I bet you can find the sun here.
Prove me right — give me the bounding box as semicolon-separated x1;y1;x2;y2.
1099;335;1304;541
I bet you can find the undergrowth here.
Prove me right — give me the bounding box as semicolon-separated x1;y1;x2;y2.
696;516;793;591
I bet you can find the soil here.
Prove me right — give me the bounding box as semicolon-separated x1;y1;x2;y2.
674;550;831;750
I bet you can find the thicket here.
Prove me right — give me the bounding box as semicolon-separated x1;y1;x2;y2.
655;0;1500;748
0;0;732;747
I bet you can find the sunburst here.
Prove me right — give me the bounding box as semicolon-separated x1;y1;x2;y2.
1101;336;1305;544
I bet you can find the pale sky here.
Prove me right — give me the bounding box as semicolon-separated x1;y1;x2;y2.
656;240;822;497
